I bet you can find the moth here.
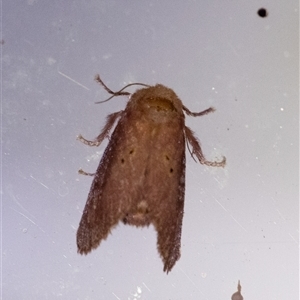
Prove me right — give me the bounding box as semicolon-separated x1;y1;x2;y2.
77;75;226;273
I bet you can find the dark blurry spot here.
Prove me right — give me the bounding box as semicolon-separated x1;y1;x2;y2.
231;280;243;300
257;8;268;18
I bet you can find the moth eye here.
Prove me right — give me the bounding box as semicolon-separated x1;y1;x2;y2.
165;155;170;161
170;168;174;173
121;158;125;164
129;149;134;154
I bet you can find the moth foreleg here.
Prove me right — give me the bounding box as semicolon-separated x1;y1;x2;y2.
185;126;226;167
77;111;123;147
78;169;95;176
183;105;215;117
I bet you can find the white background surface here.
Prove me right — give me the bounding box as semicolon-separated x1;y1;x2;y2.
2;1;299;299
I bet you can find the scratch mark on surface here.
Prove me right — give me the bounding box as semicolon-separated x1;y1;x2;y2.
228;42;240;56
179;268;207;299
30;175;49;189
276;209;285;220
215;199;228;212
23;39;34;46
58;71;90;90
142;282;151;292
112;292;120;300
213;196;246;231
7;184;36;219
230;214;247;232
288;233;298;244
11;208;45;233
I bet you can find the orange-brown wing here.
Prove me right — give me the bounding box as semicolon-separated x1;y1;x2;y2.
77;107;186;273
77;111;150;254
141;121;186;273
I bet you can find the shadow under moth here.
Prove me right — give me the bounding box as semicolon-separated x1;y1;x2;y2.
77;75;226;273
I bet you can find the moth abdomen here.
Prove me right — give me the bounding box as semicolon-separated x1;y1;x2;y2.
122;200;151;226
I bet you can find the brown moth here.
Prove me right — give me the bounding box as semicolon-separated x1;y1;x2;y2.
77;75;226;273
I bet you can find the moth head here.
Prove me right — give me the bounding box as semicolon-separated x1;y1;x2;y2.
93;76;184;116
130;84;184;115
